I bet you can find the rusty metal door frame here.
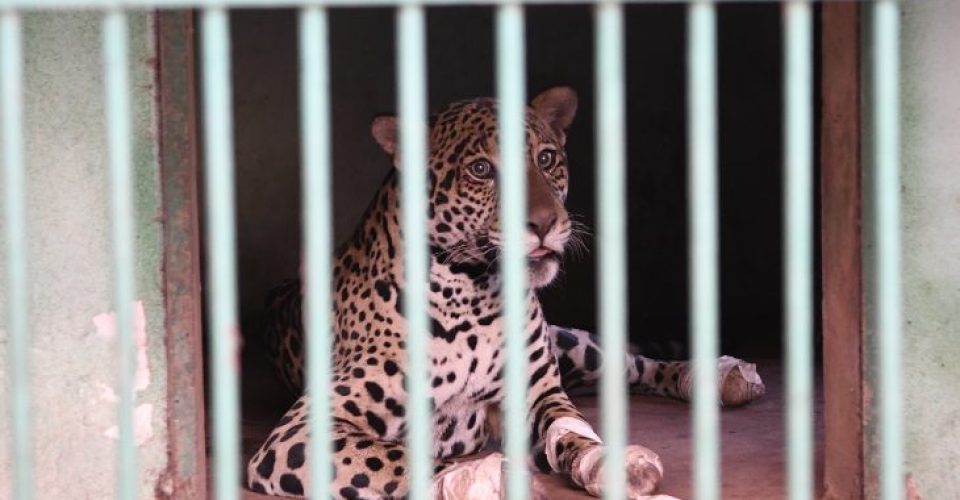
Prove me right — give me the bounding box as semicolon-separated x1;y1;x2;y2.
156;11;207;499
820;3;866;499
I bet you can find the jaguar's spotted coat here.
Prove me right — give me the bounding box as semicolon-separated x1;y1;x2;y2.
246;87;764;499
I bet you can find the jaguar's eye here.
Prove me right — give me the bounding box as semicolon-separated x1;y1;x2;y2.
537;149;557;169
468;160;494;179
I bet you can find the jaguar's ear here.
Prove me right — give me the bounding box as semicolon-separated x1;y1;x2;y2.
530;86;578;139
371;115;398;156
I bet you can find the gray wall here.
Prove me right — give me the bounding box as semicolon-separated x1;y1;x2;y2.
899;0;960;496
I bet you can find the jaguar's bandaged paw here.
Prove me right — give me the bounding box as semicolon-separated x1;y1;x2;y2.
429;453;550;500
570;444;665;499
717;355;765;407
430;453;504;499
679;356;766;407
624;445;666;498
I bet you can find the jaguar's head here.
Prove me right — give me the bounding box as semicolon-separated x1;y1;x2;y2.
372;87;581;288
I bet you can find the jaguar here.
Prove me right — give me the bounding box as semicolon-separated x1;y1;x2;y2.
246;87;765;499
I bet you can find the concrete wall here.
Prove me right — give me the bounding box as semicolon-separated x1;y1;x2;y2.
0;13;169;498
899;0;960;497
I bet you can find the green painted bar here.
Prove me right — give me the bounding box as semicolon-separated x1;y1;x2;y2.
873;2;903;499
687;2;719;499
496;4;530;500
595;2;627;499
201;8;241;500
396;4;432;499
1;11;34;500
0;0;874;12
103;10;139;500
783;2;813;499
496;4;529;499
299;7;334;499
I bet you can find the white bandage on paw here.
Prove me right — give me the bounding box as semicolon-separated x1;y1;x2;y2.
574;445;606;496
679;356;765;406
543;416;603;472
430;453;504;499
627;444;665;479
716;355;765;406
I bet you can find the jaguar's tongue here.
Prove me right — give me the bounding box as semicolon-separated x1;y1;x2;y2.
528;247;553;259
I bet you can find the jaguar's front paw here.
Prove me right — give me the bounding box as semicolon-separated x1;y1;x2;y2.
571;444;671;499
717;355;765;407
624;445;665;498
430;453;504;499
430;452;551;500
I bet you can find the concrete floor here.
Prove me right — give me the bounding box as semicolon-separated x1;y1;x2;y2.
236;361;822;499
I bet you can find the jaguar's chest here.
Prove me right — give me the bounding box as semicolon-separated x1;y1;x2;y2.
425;264;509;408
331;248;546;431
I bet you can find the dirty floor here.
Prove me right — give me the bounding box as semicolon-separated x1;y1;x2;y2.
232;361;822;499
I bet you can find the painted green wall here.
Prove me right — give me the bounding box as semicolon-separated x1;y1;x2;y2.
900;0;960;497
0;13;170;498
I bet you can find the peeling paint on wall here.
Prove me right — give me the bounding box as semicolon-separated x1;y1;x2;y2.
92;302;155;447
104;404;154;446
93;300;151;392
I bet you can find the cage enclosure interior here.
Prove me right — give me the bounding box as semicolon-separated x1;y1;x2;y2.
196;4;823;498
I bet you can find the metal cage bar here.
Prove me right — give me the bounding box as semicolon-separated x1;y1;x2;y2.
299;6;334;499
103;10;139;500
200;8;242;500
783;2;814;499
687;1;720;500
0;0;878;11
687;2;720;499
396;4;433;500
496;4;530;499
1;11;33;500
595;2;628;499
872;2;903;499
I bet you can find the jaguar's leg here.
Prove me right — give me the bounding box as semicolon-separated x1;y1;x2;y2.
634;355;766;407
247;398;535;499
529;324;665;498
547;325;638;393
246;396;424;498
546;325;765;407
527;375;666;498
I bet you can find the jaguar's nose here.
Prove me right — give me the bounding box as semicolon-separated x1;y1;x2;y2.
527;165;563;240
528;212;557;240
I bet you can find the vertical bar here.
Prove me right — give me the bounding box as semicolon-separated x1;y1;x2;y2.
496;4;528;500
784;2;813;500
103;10;138;500
596;2;627;499
299;6;333;500
1;11;33;500
396;4;432;500
201;8;240;500
818;5;865;497
155;11;208;498
687;2;719;500
872;2;903;499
